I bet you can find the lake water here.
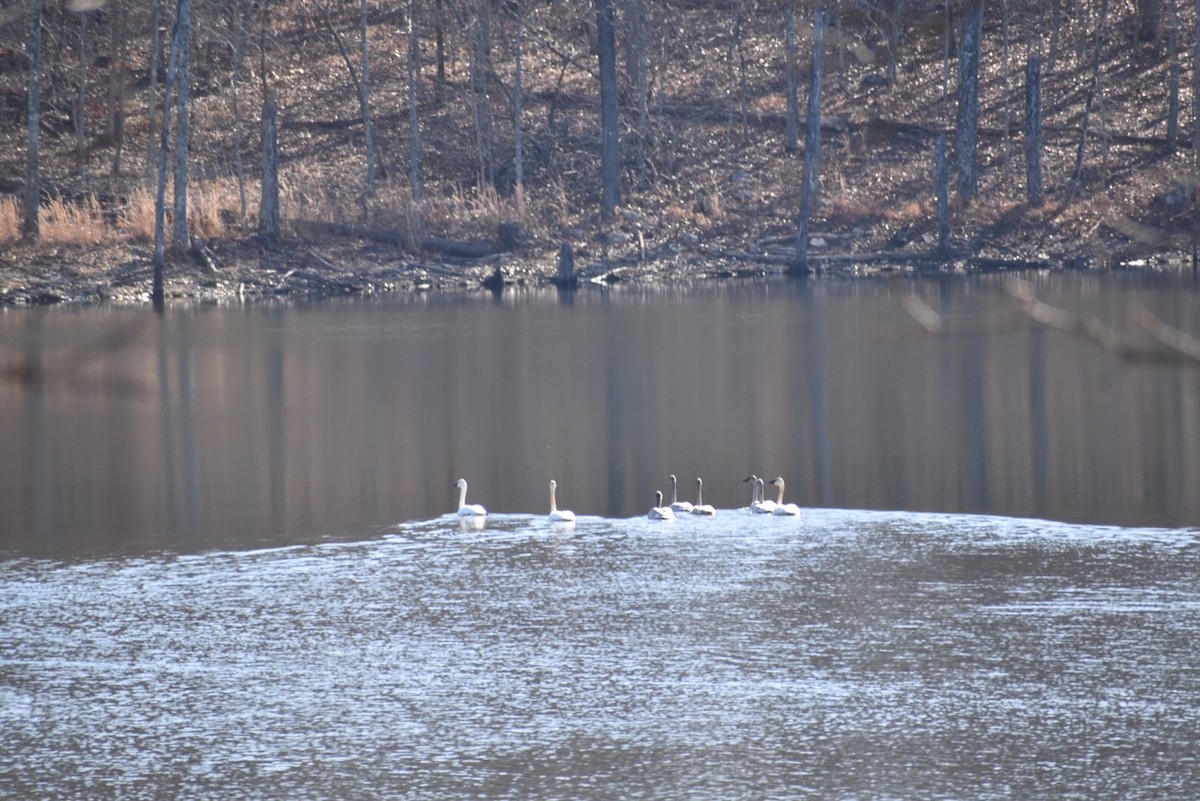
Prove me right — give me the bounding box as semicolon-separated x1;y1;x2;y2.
2;272;1200;797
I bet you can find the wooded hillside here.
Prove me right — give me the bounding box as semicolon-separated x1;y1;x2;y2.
1;1;1197;301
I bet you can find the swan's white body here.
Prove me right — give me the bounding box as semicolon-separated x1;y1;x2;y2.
455;478;487;517
769;477;801;516
548;480;576;523
747;475;776;514
648;490;675;521
691;477;716;516
669;474;694;514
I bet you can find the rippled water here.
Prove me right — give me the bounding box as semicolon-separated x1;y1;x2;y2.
3;509;1198;799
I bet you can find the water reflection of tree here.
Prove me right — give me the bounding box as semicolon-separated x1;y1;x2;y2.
902;279;1200;367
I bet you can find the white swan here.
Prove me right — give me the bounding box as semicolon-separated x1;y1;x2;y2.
745;474;776;514
648;490;675;521
691;477;716;516
768;476;801;516
454;478;487;517
669;474;694;513
548;479;576;523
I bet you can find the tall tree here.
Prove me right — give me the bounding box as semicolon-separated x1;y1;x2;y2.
360;0;377;195
625;0;650;189
785;1;800;152
513;0;525;195
793;2;825;276
23;0;43;239
956;3;983;204
596;0;620;219
469;0;495;187
172;0;192;254
407;0;422;203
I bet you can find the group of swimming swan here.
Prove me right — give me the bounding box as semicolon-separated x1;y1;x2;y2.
453;474;800;523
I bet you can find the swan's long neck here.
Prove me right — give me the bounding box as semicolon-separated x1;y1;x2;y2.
670;475;679;505
757;477;767;503
748;476;759;505
696;478;704;507
550;482;558;513
774;479;785;505
458;483;468;508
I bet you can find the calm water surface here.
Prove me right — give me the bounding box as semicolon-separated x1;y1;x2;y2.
1;272;1198;558
2;273;1200;797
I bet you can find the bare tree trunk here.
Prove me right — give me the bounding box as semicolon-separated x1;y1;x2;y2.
513;0;525;194
785;1;799;153
625;0;649;189
1167;0;1180;149
936;132;949;256
109;0;129;175
146;0;162;187
408;0;423;203
259;91;281;241
1066;0;1110;208
469;0;494;188
172;0;191;255
1138;0;1162;42
956;3;983;204
1025;55;1044;206
230;0;256;223
24;0;43;239
74;9;91;179
360;0;377;195
792;2;825;276
322;2;378;196
596;0;620;219
154;2;185;301
435;0;446;91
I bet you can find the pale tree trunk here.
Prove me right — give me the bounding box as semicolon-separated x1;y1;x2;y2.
146;0;162;187
230;0;256;223
259;91;281;241
625;0;649;189
109;0;129;175
596;0;620;219
360;0;377;195
785;1;799;152
322;2;378;196
172;0;192;255
408;0;422;203
24;0;43;239
513;0;525;195
469;0;495;188
75;10;91;180
956;3;982;204
154;1;185;302
793;2;825;276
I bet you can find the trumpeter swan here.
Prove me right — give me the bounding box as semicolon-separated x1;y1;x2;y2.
548;479;576;523
455;478;487;517
691;477;716;516
648;490;675;521
745;475;776;514
768;477;801;516
669;474;694;513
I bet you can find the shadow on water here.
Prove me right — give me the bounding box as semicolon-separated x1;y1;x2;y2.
1;272;1199;557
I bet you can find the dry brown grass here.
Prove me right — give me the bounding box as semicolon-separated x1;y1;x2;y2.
0;196;19;245
120;186;157;242
41;195;109;246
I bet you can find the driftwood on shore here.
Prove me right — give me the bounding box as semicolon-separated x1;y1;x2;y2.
698;245;1054;272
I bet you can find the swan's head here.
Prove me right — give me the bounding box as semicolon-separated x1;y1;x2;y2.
655;490;664;506
696;477;703;487
455;478;468;490
743;474;758;484
550;479;558;491
670;474;678;486
769;477;785;489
